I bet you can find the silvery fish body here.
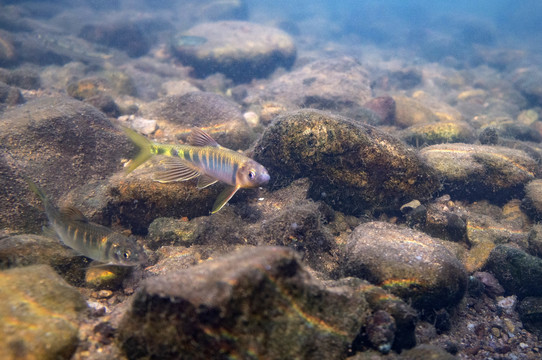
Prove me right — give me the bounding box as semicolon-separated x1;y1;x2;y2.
124;127;270;213
27;180;144;266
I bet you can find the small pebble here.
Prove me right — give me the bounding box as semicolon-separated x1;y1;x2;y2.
497;295;517;314
97;290;113;299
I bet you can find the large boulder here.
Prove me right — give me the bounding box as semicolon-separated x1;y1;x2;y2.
252;109;439;215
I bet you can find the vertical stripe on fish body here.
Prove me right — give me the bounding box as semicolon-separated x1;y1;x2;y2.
124;127;270;213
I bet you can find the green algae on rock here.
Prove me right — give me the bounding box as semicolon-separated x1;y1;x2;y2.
485;245;542;299
171;21;296;83
344;221;468;310
118;246;369;360
0;265;87;360
402;121;475;147
252;109;439;215
419;143;538;202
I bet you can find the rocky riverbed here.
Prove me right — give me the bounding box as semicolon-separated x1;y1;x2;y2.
1;0;542;359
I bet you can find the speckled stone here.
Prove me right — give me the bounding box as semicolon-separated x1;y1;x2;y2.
0;265;87;360
344;221;467;310
171;21;296;82
419;143;537;202
118;246;368;360
253;109;439;215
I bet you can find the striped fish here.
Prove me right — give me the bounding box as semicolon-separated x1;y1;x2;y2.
27;180;144;266
124;127;270;213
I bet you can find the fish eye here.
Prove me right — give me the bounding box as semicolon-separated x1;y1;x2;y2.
123;250;131;259
248;170;256;180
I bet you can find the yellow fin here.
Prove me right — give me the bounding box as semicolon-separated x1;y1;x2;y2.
212;186;239;213
123;127;153;173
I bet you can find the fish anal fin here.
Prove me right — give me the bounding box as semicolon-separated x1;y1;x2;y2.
59;206;88;222
212;186;239;213
188;127;219;147
197;175;218;189
153;157;200;183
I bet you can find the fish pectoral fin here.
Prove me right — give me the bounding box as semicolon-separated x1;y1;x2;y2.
41;225;60;240
59;206;88;222
153;158;200;183
197;175;218;189
188;127;219;147
212;186;240;214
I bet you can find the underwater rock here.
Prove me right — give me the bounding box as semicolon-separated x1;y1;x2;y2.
363;96;396;125
143;91;253;150
118;246;368;360
171;21;296;83
0;67;40;89
85;265;132;290
344;221;467;310
0;234;89;285
0;96;133;233
513;68;542;107
523;179;542;220
0;264;87;360
518;297;542;337
79;22;150;58
244;57;372;122
366;310;396;354
419;143;537;202
85;94;121;117
402;121;475;147
0;81;24;106
422;196;467;243
144;178;337;275
400;344;458;360
253;109;439;215
527;224;542;258
485;245;542;299
393;96;440;128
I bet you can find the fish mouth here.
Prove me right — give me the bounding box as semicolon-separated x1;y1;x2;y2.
260;172;270;185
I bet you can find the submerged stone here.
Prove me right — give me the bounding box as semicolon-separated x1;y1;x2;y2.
419;143;537;202
253;109;439;215
118;246;368;360
0;96;133;233
485;245;542;299
402;121;475;147
0;265;87;360
171;21;296;83
344;221;467;310
244;57;372;122
143;91;253;150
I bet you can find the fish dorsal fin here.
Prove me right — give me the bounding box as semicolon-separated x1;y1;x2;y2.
197;175;218;189
212;185;240;213
188;127;219;147
59;206;88;222
153;157;201;183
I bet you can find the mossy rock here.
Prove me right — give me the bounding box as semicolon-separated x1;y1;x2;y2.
253;109;439;215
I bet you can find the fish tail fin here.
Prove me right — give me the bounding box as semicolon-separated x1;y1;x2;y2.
123;127;154;173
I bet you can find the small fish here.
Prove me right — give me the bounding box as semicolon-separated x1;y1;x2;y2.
124;127;270;213
27;180;144;266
